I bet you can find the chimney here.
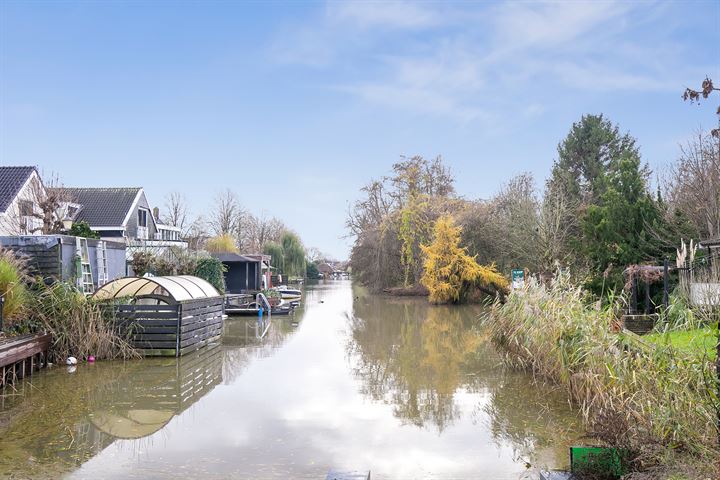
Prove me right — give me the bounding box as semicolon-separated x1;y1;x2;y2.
153;206;160;220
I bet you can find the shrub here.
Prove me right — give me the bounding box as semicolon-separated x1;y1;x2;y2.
130;251;155;277
68;221;99;239
484;273;719;472
0;248;28;327
194;257;226;294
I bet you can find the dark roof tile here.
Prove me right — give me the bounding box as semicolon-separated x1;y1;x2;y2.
63;187;142;227
0;166;37;212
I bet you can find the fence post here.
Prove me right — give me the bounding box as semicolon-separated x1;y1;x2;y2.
0;295;4;332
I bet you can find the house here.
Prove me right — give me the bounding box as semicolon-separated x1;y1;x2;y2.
0;166;46;236
317;262;336;278
62;187;186;261
212;253;266;293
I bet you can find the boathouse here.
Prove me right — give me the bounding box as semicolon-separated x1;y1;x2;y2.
93;275;224;357
212;253;264;293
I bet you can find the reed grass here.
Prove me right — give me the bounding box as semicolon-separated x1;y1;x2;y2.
25;282;139;362
484;273;719;475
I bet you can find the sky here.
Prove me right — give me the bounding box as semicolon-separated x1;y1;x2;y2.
1;1;718;259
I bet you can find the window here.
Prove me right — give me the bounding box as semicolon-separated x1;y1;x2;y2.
18;200;33;216
137;209;148;227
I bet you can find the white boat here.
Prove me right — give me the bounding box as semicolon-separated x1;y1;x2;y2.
274;285;302;300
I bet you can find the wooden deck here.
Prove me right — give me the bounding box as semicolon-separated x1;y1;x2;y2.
0;332;52;388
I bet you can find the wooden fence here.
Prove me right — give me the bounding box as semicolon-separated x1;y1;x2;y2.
111;297;224;357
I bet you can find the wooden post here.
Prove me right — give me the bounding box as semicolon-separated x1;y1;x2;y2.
631;276;638;314
645;279;651;314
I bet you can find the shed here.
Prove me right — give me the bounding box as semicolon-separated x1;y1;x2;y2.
93;275;224;357
212;253;263;293
0;235;126;289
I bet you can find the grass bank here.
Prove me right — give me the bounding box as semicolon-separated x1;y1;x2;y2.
483;275;719;478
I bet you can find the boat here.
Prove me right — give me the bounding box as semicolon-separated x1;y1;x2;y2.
274;285;302;300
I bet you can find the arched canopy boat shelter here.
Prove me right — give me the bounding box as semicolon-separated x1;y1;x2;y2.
94;275;220;304
94;275;224;357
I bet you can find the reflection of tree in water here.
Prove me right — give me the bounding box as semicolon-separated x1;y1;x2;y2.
350;293;482;432
350;288;584;463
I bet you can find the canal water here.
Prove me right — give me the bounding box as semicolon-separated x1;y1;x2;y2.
0;280;584;479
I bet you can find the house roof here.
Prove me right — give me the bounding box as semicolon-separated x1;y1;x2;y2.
63;187;142;227
0;166;37;213
212;252;259;263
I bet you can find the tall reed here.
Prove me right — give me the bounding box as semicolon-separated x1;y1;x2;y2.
25;282;139;362
484;273;719;473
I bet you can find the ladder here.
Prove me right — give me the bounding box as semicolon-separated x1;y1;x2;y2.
75;237;95;295
96;241;108;287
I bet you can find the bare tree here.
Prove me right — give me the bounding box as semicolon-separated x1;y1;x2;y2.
208;189;244;237
666;130;720;239
1;171;71;235
244;212;285;252
682;76;719;138
162;191;189;232
536;183;579;271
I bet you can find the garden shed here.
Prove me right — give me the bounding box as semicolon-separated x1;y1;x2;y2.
93;275;224;357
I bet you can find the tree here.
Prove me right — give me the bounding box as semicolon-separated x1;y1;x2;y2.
420;216;507;304
263;241;285;273
208;189;244;236
162;192;189;232
280;231;306;278
243;212;285;252
682;76;719;138
582;153;663;292
69;221;99;239
665;130;720;239
550;114;639;206
205;233;239;253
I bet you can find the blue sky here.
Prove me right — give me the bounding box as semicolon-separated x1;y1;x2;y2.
1;1;718;259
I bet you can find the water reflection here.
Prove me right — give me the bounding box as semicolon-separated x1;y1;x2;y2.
350;293;482;432
350;286;582;465
0;346;223;478
0;281;584;479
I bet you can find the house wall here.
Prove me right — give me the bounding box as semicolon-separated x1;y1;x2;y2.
125;191;158;241
0;172;45;236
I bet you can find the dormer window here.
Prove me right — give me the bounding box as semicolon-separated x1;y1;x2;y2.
138;209;148;227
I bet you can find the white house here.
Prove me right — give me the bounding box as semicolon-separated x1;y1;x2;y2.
0;166;46;236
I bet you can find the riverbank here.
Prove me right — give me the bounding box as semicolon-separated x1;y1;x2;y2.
483;277;719;479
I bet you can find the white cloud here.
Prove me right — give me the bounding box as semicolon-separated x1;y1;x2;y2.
269;1;705;123
326;1;442;29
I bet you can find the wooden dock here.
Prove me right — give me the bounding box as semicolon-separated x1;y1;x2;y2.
0;332;52;388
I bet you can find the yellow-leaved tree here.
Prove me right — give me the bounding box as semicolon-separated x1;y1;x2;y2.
421;215;508;304
205;233;239;253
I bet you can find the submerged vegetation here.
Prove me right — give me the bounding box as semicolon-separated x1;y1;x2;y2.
484;275;719;478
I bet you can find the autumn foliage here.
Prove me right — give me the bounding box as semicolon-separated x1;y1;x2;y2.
421;216;508;304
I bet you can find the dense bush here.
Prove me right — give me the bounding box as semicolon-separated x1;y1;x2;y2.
194;257;226;294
